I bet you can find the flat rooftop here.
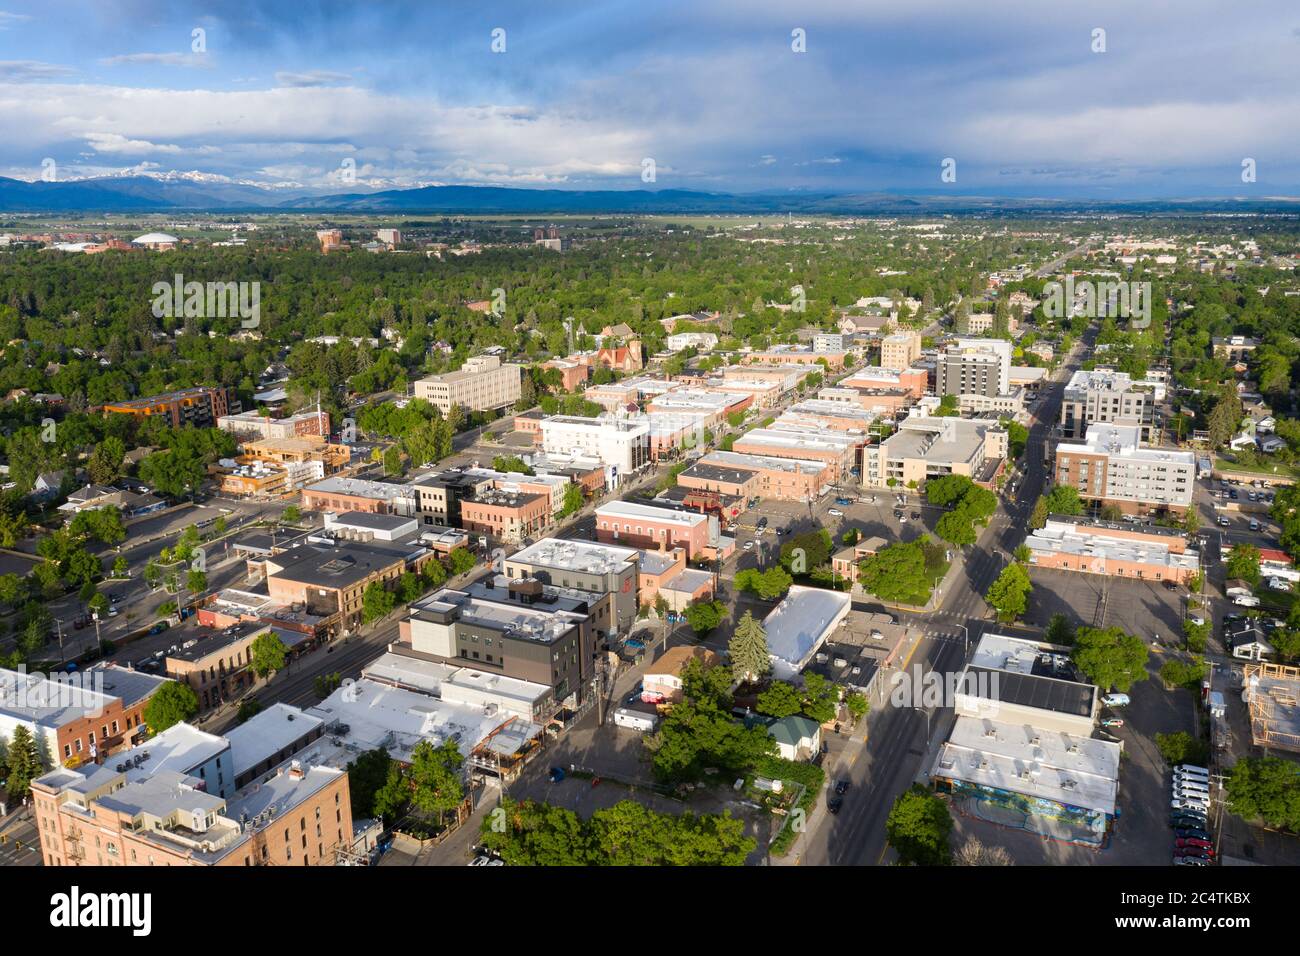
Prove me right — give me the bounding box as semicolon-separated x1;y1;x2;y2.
703;449;827;476
325;511;417;532
762;586;852;670
933;715;1121;816
111;723;229;781
1057;424;1195;466
509;537;640;573
307;678;508;761
680;461;760;484
304;476;411;500
596;499;707;526
1029;524;1200;573
412;586;583;643
362;652;550;708
737;428;861;452
224;703;324;779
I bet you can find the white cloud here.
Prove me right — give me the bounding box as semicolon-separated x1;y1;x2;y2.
99;53;210;68
0;60;74;81
274;70;353;88
0;11;32;29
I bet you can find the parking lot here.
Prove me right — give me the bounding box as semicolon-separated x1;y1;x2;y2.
726;488;941;576
1026;566;1189;642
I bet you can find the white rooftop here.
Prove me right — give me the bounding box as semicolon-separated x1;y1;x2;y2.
305;476;412;499
362;652;550;711
224;703;324;779
1057;424;1195;466
1029;521;1200;574
702;449;827;476
933;715;1121;817
762;586;851;677
307;678;508;762
509;536;640;573
596;499;707;527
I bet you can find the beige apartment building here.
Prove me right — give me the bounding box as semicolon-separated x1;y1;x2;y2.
879;331;922;371
414;354;523;415
1053;424;1195;514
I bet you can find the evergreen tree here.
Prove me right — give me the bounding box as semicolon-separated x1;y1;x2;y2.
727;611;771;684
5;724;44;800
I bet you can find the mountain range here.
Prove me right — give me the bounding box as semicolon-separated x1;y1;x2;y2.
2;175;1298;216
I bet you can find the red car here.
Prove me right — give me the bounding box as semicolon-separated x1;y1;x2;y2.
1174;847;1214;860
1176;837;1213;851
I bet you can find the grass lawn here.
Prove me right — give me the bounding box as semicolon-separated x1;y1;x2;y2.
1214;456;1300;481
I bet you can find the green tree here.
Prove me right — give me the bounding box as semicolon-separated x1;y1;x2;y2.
1029;496;1050;530
249;631;288;678
446;547;476;577
558;481;585;518
1070;625;1150;692
143;681;199;734
1045;613;1076;646
935;510;978;546
407;738;466;821
1225;543;1261;586
728;611;771;683
985;562;1032;622
4;724;44;801
755;680;803;718
1225;756;1300;831
886;784;953;866
283;504;302;523
1043;485;1084;516
362;581;397;623
236;699;264;724
346;747;394;820
683;599;726;636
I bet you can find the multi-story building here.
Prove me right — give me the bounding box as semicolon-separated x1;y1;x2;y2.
731;427;861;480
1052;424;1195;514
401;579;597;704
539;415;650;484
838;366;928;399
595;500;716;558
665;331;719;352
879;331;922;371
1212;336;1259;362
1059;369;1156;440
862;415;1008;489
504;538;640;635
413;354;523;415
744;345;848;370
458;488;551;545
644;389;752;426
264;539;434;633
935;338;1011;399
217;408;331;442
31;748;351;867
689;450;833;501
102;386;238;429
163;622;278;713
0;664;169;768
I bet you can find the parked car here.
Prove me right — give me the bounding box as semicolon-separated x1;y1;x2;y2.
743;540;754;550
828;509;844;518
1163;580;1180;591
1175;837;1214;850
1174;856;1210;866
898;514;909;523
1172;797;1210;811
1100;718;1123;728
1218;516;1231;527
1174;828;1212;842
834;779;851;795
1176;764;1211;777
1174;847;1214;860
835;497;854;506
827;796;843;815
1100;693;1130;707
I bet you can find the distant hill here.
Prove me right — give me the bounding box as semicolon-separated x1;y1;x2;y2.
1;175;1297;215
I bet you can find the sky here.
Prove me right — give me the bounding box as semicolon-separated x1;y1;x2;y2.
0;0;1298;198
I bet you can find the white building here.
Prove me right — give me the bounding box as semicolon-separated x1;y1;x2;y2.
665;331;718;352
538;415;651;484
761;586;852;680
1054;424;1195;512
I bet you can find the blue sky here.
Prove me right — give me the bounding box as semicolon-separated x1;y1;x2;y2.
1;0;1298;198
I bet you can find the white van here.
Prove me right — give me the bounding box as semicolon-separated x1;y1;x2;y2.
1171;796;1210;811
1233;595;1261;608
1177;764;1210;777
1174;779;1210;795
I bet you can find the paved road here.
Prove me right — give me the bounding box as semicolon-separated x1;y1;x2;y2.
787;300;1096;865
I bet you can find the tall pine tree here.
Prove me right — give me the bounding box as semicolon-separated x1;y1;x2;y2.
728;611;771;684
